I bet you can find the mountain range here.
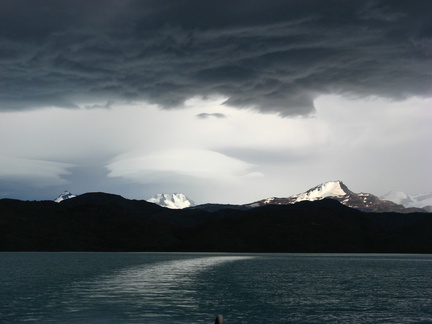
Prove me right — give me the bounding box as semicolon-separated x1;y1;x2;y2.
55;181;430;213
2;190;431;253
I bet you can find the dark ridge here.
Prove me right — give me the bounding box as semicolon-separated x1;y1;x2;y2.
270;197;356;211
190;203;250;212
0;195;431;253
60;192;156;208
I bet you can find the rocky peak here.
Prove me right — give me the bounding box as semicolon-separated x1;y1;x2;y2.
54;191;76;203
147;193;196;209
246;181;426;213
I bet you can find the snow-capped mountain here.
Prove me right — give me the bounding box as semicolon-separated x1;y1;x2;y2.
246;181;352;207
380;191;432;211
287;180;352;202
246;181;425;213
147;193;196;209
54;191;76;203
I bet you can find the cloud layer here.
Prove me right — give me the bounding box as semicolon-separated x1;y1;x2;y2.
1;0;431;115
1;96;431;202
1;1;431;203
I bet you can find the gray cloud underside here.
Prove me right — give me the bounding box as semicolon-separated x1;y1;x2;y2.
1;0;431;115
196;113;227;119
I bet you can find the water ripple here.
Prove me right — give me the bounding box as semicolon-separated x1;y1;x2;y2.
68;255;254;321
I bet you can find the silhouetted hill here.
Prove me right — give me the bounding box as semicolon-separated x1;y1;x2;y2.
190;203;250;212
1;195;431;253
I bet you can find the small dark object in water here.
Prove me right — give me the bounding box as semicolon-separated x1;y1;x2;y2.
215;314;224;324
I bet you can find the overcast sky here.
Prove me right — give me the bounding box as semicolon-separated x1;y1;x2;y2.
1;0;431;204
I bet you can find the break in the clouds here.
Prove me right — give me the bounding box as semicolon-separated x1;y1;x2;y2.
1;0;431;116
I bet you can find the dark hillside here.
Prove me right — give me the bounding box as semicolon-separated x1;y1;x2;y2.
1;195;431;253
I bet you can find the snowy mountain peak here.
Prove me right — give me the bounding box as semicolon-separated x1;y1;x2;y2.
147;193;196;209
54;191;76;203
246;180;425;213
290;180;351;202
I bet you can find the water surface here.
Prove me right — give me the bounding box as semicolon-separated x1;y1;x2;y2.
1;253;431;323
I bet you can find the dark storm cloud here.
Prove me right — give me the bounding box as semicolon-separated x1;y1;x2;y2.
84;101;114;110
1;0;431;115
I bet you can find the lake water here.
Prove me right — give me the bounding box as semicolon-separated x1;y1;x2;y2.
1;253;431;323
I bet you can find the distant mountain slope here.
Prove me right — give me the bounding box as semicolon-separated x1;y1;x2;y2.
381;191;432;210
147;193;196;209
246;181;425;213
